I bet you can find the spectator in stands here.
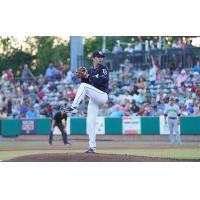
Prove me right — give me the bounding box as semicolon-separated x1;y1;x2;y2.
0;109;7;119
7;98;12;116
149;40;155;49
45;62;59;81
130;100;140;115
195;85;200;97
19;102;28;118
148;105;160;116
192;61;200;73
184;39;194;68
149;55;157;85
186;103;194;115
119;90;132;104
157;99;165;114
124;43;133;53
109;106;124;117
112;41;122;54
172;39;178;48
185;94;193;108
134;41;142;51
65;69;74;84
1;70;8;81
21;64;36;83
179;104;188;116
185;39;193;48
67;87;76;101
176;69;188;88
178;38;185;49
195;105;200;115
1;96;7;113
145;40;149;51
137;103;150;116
26;106;37;118
6;69;14;82
136;76;147;90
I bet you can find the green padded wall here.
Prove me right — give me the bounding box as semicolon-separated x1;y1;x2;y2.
70;117;86;135
1;119;21;137
180;116;200;135
141;117;160;135
105;117;122;135
35;118;51;135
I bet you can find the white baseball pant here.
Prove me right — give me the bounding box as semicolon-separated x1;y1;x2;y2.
168;118;181;143
72;83;108;148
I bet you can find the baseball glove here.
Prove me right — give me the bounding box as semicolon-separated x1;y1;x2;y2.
76;67;87;78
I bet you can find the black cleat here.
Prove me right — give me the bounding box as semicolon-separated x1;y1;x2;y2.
85;147;96;154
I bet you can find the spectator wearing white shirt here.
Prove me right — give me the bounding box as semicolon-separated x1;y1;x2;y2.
134;41;142;51
112;41;122;54
124;43;133;53
172;40;178;48
149;56;157;85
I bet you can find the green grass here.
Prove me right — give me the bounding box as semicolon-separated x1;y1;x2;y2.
0;141;48;147
99;149;200;159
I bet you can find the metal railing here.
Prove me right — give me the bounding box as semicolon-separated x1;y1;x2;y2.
78;47;200;71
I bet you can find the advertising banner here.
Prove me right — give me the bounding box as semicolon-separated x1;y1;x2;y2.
122;116;141;134
21;119;35;134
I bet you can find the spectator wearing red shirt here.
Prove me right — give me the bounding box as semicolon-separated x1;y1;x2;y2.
178;38;185;49
7;69;14;82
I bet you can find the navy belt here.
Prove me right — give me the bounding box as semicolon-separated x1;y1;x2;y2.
169;117;177;119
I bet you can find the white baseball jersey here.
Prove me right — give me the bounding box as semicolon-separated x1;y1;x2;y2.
164;104;180;118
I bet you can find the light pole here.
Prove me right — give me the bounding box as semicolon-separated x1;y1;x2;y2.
102;36;106;52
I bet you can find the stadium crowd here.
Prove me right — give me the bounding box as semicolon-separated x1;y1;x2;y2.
1;53;200;119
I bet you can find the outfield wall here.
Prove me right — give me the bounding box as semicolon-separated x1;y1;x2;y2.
0;116;200;137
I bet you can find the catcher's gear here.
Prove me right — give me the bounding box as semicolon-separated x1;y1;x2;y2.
76;67;87;78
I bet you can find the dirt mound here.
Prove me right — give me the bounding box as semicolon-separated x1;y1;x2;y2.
4;153;200;162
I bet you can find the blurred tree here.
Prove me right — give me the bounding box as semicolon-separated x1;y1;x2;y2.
84;36;136;59
0;51;35;73
0;36;70;76
0;37;34;74
34;36;69;74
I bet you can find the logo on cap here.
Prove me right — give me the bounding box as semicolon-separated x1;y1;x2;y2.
92;50;105;58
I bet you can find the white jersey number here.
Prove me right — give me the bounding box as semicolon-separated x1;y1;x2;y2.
102;69;107;75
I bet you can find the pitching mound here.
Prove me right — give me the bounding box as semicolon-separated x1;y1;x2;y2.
4;153;200;162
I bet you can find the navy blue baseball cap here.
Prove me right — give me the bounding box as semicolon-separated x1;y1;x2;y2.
92;51;105;58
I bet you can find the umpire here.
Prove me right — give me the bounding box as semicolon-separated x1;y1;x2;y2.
49;106;70;145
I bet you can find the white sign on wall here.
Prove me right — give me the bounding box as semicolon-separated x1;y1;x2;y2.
123;116;141;134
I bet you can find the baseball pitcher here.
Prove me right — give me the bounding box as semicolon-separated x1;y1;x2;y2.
67;51;109;153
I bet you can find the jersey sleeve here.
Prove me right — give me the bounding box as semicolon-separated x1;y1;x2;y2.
89;67;109;85
53;112;59;120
